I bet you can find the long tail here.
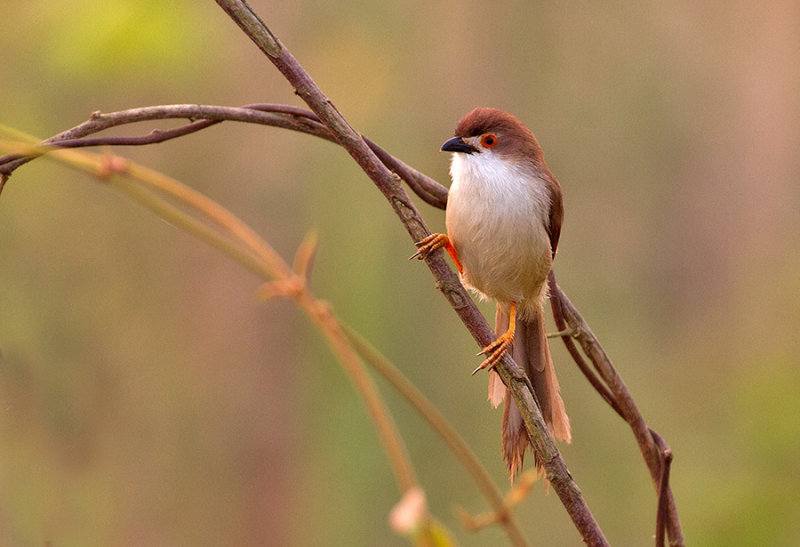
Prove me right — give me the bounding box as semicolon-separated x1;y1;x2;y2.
488;304;571;479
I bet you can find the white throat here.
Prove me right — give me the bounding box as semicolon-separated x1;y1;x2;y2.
449;151;552;225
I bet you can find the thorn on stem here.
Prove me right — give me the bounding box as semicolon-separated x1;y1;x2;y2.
547;326;576;339
292;231;318;283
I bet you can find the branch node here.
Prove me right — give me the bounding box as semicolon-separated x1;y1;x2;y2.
310;299;334;322
95;154;130;180
455;470;538;532
433;279;470;310
90;110;103;120
259;276;305;301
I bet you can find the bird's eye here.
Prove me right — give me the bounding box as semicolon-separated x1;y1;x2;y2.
481;134;498;148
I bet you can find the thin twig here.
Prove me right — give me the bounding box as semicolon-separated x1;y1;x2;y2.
548;274;684;545
456;471;539;533
650;428;673;547
0;105;447;209
548;272;625;417
0;105;333;174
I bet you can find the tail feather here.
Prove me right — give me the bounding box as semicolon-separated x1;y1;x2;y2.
494;304;571;479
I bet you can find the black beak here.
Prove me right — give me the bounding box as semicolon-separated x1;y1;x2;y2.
441;136;478;154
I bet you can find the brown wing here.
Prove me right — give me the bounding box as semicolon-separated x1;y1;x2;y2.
545;171;563;258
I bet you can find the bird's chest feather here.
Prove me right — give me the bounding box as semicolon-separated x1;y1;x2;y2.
446;153;553;306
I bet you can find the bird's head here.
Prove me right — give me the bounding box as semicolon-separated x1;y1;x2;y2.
441;107;544;166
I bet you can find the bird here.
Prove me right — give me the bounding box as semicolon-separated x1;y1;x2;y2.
412;107;571;478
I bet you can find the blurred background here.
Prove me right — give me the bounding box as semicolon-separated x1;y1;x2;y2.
1;1;799;545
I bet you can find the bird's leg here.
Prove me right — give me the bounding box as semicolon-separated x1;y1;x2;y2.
473;302;516;375
410;233;463;273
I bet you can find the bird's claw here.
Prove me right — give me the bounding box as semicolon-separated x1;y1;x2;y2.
472;332;514;375
409;233;448;261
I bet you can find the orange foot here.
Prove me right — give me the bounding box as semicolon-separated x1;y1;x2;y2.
409;233;463;273
473;302;517;375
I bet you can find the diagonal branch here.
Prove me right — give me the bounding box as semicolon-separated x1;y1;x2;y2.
214;0;608;544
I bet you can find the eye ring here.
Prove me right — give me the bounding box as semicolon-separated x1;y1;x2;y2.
481;133;498;148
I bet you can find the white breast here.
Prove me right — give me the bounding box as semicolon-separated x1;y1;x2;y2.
446;151;553;316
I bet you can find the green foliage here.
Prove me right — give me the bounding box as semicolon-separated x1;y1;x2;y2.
37;1;206;82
